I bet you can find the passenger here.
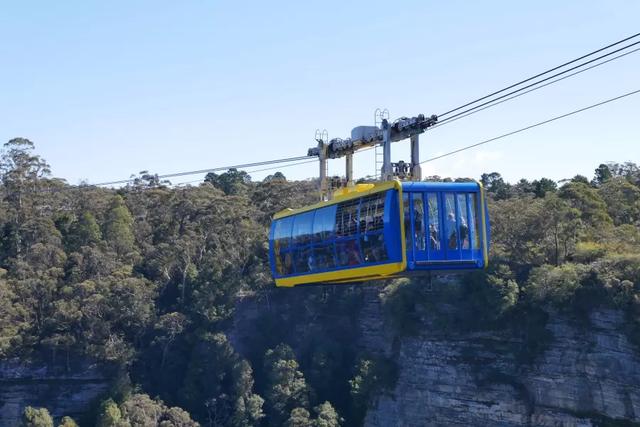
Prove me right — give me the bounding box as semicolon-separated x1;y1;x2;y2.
414;210;425;250
348;241;361;265
447;212;457;249
284;253;293;274
429;224;440;250
459;217;469;249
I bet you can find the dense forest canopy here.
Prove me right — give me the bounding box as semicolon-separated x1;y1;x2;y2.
1;138;639;426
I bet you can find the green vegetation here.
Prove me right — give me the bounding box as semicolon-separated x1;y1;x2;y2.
1;138;639;425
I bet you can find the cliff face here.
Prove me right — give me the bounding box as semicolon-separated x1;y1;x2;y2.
0;360;111;426
358;289;640;427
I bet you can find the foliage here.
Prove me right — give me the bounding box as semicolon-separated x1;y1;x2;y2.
2;140;640;425
57;416;78;427
21;406;53;427
349;356;397;425
263;344;311;426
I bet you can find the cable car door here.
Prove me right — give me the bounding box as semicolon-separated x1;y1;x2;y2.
442;192;475;261
407;192;445;264
425;193;445;261
409;193;427;263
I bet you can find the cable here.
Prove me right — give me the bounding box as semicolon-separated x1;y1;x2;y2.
437;40;640;124
92;154;310;186
430;46;640;130
438;32;640;118
421;88;640;164
170;159;318;187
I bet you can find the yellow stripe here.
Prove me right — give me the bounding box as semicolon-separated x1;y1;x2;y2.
275;261;405;287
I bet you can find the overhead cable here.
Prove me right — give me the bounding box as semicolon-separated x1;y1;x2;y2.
430;46;640;130
438;32;640;118
421;88;640;164
437;39;640;124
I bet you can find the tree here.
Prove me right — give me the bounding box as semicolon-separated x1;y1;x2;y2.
204;168;251;195
313;402;341;427
532;178;557;198
480;172;512;200
558;182;612;228
570;174;590;185
0;139;52;257
263;344;310;427
119;394;165;426
542;195;583;265
102;195;136;257
599;177;640;226
0;269;24;357
263;172;287;183
97;399;123;427
57;416;78;427
21;406;53;427
466;264;520;323
593;163;612;186
287;408;312;427
66;212;102;251
181;333;263;426
153;312;188;369
525;263;587;306
349;357;397;425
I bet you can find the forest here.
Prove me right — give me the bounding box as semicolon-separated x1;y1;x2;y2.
1;138;640;427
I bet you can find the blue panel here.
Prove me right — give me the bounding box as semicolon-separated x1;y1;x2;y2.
401;181;481;193
402;183;487;271
383;189;402;263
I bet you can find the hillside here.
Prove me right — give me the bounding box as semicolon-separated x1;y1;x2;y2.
1;138;640;426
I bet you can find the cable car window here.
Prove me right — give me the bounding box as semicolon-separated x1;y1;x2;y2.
273;217;294;275
313;205;337;242
427;193;440;250
313;244;335;271
403;193;411;251
336;199;359;237
360;194;385;233
360;193;387;263
445;193;458;250
337;240;362;266
458;194;470;249
292;211;314;245
470;193;481;250
361;232;387;263
295;246;313;273
413;193;425;251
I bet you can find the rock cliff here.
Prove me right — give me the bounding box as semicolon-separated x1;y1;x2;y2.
358;288;640;427
0;360;111;426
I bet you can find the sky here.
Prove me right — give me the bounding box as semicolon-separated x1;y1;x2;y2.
1;1;639;186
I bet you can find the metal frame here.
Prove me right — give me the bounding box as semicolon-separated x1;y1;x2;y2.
309;110;437;199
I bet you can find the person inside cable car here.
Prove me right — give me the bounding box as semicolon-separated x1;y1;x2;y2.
429;223;440;250
447;211;457;249
460;216;469;249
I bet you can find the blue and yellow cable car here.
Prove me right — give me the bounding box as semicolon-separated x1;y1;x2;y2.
269;180;490;287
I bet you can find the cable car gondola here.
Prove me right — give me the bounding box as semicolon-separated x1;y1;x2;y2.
269;180;489;287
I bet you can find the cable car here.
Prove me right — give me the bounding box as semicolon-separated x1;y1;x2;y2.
269;180;490;287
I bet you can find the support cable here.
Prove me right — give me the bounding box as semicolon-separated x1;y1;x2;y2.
421;88;640;165
438;32;640;118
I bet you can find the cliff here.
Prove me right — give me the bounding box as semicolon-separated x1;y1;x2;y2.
0;360;111;426
357;288;640;427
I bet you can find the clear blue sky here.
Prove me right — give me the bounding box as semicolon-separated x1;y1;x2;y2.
1;1;639;185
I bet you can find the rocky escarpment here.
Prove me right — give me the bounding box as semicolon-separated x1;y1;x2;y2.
0;360;111;426
358;289;640;427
